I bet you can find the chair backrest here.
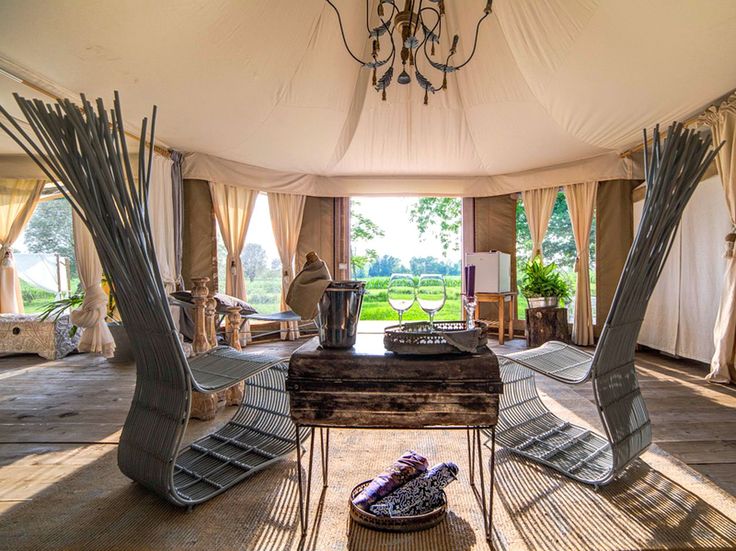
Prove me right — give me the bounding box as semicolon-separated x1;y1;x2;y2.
589;123;720;473
0;93;193;492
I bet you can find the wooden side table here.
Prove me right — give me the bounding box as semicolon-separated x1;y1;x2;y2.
473;292;517;345
287;335;502;542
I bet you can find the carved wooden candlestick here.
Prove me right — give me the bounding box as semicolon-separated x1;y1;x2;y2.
226;307;242;351
191;277;210;354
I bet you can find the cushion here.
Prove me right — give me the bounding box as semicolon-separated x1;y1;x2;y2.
170;291;258;316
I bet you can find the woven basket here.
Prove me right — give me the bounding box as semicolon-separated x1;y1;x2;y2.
349;480;447;532
383;320;488;355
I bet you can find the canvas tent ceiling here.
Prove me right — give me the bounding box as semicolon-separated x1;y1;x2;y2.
0;0;735;195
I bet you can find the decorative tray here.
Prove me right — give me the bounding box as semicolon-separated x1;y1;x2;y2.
349;480;447;532
383;320;488;355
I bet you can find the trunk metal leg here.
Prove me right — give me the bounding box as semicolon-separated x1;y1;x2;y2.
467;427;476;486
295;426;316;537
320;428;330;488
469;427;495;544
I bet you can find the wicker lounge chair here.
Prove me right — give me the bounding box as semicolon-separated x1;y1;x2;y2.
490;123;721;486
0;93;300;507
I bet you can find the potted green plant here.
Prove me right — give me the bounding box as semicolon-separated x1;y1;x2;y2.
38;294;85;335
519;256;571;309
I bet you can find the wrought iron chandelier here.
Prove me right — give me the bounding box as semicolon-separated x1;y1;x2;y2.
325;0;493;104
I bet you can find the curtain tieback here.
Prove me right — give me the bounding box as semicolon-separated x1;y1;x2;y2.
71;284;108;328
725;232;735;259
574;256;580;272
0;245;12;268
229;258;237;276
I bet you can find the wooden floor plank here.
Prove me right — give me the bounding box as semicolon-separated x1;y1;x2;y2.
0;340;734;497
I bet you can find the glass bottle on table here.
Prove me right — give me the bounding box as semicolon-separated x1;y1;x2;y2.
417;274;446;330
387;273;416;329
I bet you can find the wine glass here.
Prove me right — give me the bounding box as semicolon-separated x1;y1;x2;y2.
387;274;415;328
417;274;446;330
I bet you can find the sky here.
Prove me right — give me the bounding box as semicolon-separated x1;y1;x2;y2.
351;197;458;265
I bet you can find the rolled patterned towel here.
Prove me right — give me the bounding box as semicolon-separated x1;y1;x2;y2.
369;462;459;517
352;451;429;511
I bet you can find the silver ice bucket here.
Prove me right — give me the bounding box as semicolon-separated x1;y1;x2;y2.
316;281;365;348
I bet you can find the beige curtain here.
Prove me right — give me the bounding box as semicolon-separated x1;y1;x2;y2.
702;95;736;384
564;181;597;346
209;183;257;297
209;182;258;342
522;187;558;259
0;179;44;314
334;197;351;280
268;192;306;340
71;212;116;357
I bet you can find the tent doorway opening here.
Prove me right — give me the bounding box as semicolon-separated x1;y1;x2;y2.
350;197;462;322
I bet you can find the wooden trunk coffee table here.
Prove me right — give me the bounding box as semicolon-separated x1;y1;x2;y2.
286;334;502;542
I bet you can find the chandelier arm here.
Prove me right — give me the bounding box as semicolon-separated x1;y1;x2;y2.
410;0;425;41
368;1;399;36
453;11;491;70
416;7;441;56
374;15;398;68
325;0;371;64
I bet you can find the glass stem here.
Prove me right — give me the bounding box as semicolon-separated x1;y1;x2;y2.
398;310;404;329
429;311;435;330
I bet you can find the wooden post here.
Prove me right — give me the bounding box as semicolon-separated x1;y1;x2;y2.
226;307;242;351
191;277;210;354
205;294;217;348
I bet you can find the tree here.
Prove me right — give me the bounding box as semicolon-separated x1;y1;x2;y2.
368;255;401;277
408;197;461;257
22;199;77;279
410;256;450;275
350;200;384;276
516;192;595;270
241;243;267;281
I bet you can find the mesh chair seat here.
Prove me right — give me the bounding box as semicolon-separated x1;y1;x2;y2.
188;346;285;392
499;341;594;384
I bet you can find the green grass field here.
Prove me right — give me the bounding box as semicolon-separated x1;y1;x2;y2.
20;279;80;314
359;275;462;321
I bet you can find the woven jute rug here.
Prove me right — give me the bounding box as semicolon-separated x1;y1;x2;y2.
1;424;735;551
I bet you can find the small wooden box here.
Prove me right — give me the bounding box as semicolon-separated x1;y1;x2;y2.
286;334;502;429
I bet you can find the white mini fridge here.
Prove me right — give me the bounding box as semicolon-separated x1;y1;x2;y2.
465;252;511;293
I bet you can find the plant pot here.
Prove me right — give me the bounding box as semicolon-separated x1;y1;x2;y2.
527;297;559;309
107;322;134;364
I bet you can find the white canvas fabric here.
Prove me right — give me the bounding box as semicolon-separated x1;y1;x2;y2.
634;176;730;364
701;95;736;384
148;154;177;292
2;1;735;193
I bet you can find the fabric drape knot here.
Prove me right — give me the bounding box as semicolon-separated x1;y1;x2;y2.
574;256;580;272
70;284;107;329
0;244;12;267
229;258;238;276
